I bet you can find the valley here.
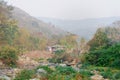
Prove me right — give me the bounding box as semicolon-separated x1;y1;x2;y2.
0;0;120;80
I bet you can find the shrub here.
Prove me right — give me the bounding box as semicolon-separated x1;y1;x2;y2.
56;66;76;75
79;69;93;77
113;71;120;80
0;46;19;67
100;68;113;79
54;50;65;54
84;44;120;69
48;53;72;63
14;69;35;80
111;59;120;69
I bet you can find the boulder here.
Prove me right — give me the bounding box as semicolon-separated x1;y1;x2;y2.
0;75;11;80
37;68;47;74
29;78;40;80
91;74;104;80
59;63;66;67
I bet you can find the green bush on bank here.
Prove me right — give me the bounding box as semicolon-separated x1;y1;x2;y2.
14;69;35;80
84;44;120;69
0;46;19;67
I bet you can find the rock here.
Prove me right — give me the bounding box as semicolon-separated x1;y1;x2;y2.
76;64;82;68
37;68;47;74
91;74;104;80
49;66;55;71
36;68;47;78
91;70;100;75
29;78;40;80
72;67;79;72
59;63;66;67
0;60;3;65
0;75;11;80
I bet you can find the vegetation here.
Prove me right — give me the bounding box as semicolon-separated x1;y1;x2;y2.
0;46;19;67
1;0;120;80
14;69;35;80
59;34;78;50
84;29;120;69
37;66;91;80
87;28;109;51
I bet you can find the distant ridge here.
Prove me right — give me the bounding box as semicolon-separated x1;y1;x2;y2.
38;17;120;39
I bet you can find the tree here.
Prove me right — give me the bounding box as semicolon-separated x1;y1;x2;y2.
87;28;109;51
0;0;18;46
59;34;78;50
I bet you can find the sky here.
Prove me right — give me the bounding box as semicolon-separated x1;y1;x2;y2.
5;0;120;20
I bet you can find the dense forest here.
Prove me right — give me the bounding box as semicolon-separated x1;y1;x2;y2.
0;0;120;80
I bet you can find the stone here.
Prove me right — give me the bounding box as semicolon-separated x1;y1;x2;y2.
37;68;47;74
91;74;104;80
29;78;40;80
0;61;3;65
59;63;66;67
0;75;11;80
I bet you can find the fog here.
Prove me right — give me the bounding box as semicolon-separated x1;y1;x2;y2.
6;0;120;20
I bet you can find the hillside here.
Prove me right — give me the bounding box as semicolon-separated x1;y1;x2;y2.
102;21;120;43
38;17;120;39
11;7;67;38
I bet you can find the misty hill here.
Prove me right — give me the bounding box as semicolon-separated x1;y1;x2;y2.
38;17;120;39
11;7;67;38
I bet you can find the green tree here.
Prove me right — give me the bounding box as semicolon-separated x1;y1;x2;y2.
87;28;109;51
59;34;78;50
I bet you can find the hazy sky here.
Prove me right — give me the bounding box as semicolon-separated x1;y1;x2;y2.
5;0;120;20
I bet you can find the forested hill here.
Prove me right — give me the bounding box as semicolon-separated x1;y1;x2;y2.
11;7;68;38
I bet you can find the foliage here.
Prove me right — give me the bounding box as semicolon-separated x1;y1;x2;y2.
54;50;65;54
48;53;73;63
56;66;76;75
78;64;94;79
48;66;80;80
113;71;120;80
87;28;109;51
79;69;93;77
0;0;48;51
0;20;19;46
59;34;78;50
14;69;35;80
84;43;120;69
0;0;19;46
0;46;19;67
79;64;120;80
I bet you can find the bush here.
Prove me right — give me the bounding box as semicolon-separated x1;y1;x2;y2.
56;66;76;75
84;44;120;69
14;69;35;80
79;69;93;77
0;46;19;67
113;72;120;80
48;53;73;63
49;66;78;80
111;59;120;69
54;50;65;54
100;68;113;79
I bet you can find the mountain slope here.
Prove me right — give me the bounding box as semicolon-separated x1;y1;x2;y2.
11;7;67;38
38;17;120;39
